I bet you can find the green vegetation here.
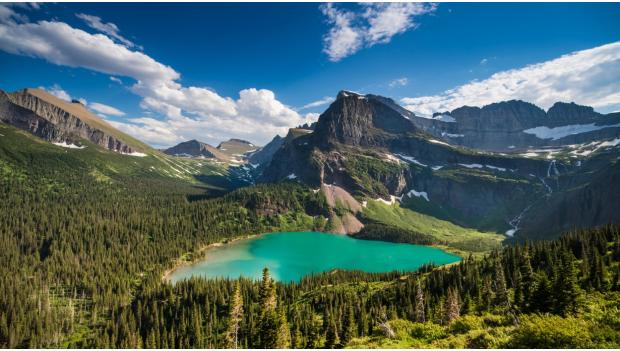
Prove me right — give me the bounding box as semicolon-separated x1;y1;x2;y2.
360;200;504;254
343;153;407;198
1;121;620;348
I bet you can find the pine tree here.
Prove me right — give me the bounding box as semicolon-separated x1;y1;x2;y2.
338;305;355;348
415;279;425;323
493;260;509;309
520;249;535;311
530;271;553;313
553;252;583;316
225;282;244;349
275;308;291;349
257;268;279;348
443;287;460;325
324;319;339;349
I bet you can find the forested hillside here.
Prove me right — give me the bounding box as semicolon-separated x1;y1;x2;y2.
0;125;329;348
96;226;620;348
2;125;619;349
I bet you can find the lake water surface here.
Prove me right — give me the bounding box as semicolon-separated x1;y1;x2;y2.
168;231;460;283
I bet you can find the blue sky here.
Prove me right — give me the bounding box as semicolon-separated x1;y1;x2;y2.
1;3;620;146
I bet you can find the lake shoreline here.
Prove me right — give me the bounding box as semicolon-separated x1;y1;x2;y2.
161;234;257;283
163;231;463;283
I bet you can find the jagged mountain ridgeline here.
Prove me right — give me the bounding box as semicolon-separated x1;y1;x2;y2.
411;100;620;151
2;85;620;349
0;88;150;154
1;86;619;240
258;91;620;239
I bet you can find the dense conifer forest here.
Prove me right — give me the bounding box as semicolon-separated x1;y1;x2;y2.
1;128;620;348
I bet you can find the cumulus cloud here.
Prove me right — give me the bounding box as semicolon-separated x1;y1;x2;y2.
76;13;137;48
43;84;72;101
0;7;314;146
321;3;435;62
300;96;335;110
389;77;408;88
401;42;620;115
89;102;125;116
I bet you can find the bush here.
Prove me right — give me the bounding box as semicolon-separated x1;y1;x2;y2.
450;315;484;334
509;314;593;348
409;322;447;342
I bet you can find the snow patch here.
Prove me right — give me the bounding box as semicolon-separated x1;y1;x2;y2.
458;163;483;169
431;166;444;171
374;195;402;206
523;123;620;140
396;153;427;167
53;141;85;149
429;139;451;146
406;189;429;202
384;153;402;164
286;173;297;180
441;132;464;138
485;165;507;172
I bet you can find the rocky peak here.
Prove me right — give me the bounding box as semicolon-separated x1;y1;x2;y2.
164;139;220;158
449;100;546;131
547;102;600;125
313;91;416;147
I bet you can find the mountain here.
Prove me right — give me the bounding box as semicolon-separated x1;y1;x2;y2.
260;90;620;239
164;139;228;160
248;126;314;168
216;138;257;156
0;88;150;154
409;100;620;151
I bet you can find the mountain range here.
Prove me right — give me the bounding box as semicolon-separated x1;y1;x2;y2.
1;87;619;240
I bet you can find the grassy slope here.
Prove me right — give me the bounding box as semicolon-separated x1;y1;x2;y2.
0;123;243;193
361;200;504;255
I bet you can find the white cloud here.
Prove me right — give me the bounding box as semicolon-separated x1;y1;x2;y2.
110;76;122;84
89;102;125;116
480;58;488;65
389;77;408;88
76;13;137;48
0;9;313;146
363;3;435;45
41;84;71;101
320;4;363;62
300;96;335;110
321;3;435;62
401;42;620;115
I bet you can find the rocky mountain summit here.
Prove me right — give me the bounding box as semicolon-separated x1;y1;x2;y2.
259;90;620;239
0;88;147;154
164;139;226;159
411;100;620;151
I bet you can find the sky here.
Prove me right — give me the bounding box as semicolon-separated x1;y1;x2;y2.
1;2;620;147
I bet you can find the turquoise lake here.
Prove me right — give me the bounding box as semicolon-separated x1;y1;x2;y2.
168;231;461;283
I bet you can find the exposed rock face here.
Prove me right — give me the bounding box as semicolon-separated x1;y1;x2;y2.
260;91;554;234
1;89;136;153
409;100;620;151
248;135;284;166
164;139;224;159
312;91;416;148
216;138;257;156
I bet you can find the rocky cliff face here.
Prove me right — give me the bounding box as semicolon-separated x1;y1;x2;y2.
409;100;620;151
260;91;557;234
1;89;137;153
164;139;224;159
312;91;416;148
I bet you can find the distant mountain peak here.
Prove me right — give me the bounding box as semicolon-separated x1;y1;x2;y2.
312;91;417;147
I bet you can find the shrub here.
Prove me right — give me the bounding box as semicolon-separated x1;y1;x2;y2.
509;314;593;348
450;315;484;334
409;322;447;342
